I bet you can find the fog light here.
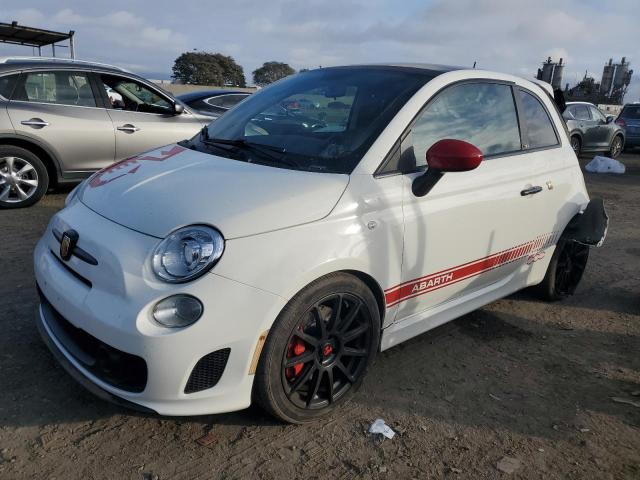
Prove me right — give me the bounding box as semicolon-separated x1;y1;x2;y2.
153;295;203;328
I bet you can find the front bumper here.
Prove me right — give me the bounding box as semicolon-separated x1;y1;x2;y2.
34;201;287;416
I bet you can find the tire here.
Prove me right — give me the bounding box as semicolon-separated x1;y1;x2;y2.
609;135;624;159
255;273;381;423
0;146;49;209
536;237;589;301
570;135;581;156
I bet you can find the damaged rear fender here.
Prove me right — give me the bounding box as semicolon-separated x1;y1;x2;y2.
563;198;608;247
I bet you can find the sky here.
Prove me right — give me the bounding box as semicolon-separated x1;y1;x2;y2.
2;0;639;101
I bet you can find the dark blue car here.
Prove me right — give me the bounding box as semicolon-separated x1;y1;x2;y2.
176;90;250;119
616;103;640;150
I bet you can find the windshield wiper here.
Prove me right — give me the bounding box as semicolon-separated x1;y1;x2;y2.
204;137;300;169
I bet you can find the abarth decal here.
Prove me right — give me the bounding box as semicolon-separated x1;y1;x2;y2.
89;145;186;188
385;232;559;307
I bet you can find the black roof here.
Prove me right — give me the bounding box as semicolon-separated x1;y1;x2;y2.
177;90;251;102
0;21;73;48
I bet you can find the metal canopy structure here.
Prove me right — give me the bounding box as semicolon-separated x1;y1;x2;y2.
0;21;75;58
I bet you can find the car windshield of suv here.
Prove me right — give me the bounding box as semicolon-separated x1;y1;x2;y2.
622;105;640;119
199;67;438;173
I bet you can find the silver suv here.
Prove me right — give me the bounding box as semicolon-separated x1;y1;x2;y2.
0;57;209;208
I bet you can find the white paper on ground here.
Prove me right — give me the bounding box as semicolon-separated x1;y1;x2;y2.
368;418;395;439
585;156;626;174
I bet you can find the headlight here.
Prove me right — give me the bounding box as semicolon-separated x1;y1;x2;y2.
152;225;224;283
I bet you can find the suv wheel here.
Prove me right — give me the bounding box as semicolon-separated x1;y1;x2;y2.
536;237;589;301
609;135;623;159
570;135;581;156
0;146;49;209
255;273;380;423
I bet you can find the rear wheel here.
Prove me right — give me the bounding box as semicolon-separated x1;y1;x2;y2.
536;237;589;301
0;146;49;209
255;273;380;423
570;135;581;156
609;135;623;158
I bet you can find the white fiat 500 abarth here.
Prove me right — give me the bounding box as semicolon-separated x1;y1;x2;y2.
34;64;607;423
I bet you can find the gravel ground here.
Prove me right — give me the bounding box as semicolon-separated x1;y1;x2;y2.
0;152;638;480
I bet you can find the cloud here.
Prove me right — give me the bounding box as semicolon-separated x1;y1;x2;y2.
1;0;638;100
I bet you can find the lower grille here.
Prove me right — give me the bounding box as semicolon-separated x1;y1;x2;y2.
185;349;230;394
38;286;147;393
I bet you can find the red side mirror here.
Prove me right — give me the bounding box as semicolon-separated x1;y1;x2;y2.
426;139;483;172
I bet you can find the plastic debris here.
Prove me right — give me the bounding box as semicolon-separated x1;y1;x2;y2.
611;397;640;408
584;156;625;174
496;456;521;474
368;418;395;439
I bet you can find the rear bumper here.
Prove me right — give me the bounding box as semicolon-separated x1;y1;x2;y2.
624;135;640;147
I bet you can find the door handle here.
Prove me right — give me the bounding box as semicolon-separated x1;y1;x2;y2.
117;124;140;133
21;118;49;128
520;186;543;196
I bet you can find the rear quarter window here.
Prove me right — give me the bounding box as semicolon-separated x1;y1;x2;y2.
621;105;640;119
0;74;19;99
518;90;558;149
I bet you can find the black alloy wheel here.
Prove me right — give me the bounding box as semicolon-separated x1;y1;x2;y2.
282;293;371;409
255;273;380;423
553;240;589;297
536;237;589;301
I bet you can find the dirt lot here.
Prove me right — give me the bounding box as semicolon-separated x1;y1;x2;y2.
1;153;639;480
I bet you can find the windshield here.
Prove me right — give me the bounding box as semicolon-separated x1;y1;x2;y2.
621;105;640;120
199;67;437;173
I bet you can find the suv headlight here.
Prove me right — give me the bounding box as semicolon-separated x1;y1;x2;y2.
152;225;224;283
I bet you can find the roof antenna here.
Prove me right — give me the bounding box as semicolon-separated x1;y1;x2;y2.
472;61;477;69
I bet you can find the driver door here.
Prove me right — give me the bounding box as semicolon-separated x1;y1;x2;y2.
391;81;552;321
97;73;204;159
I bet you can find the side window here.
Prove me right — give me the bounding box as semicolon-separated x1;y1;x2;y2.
0;74;20;99
101;75;172;114
589;106;605;123
518;90;558;149
573;105;591;121
408;82;521;167
15;71;96;107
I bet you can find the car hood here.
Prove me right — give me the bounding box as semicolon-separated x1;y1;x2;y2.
80;144;349;239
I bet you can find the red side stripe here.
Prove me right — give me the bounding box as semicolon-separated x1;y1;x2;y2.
385;233;556;307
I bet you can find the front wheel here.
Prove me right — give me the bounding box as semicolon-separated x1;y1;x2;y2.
536;238;589;301
255;273;380;423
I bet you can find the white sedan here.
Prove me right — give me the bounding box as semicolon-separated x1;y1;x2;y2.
34;64;606;423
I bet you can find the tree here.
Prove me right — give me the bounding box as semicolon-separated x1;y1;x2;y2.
252;61;296;86
172;52;246;87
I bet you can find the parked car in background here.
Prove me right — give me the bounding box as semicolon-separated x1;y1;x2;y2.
177;90;250;119
616;103;640;151
35;64;606;423
562;101;625;158
0;57;210;208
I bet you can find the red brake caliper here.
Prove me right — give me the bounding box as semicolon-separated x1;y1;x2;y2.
285;338;306;380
